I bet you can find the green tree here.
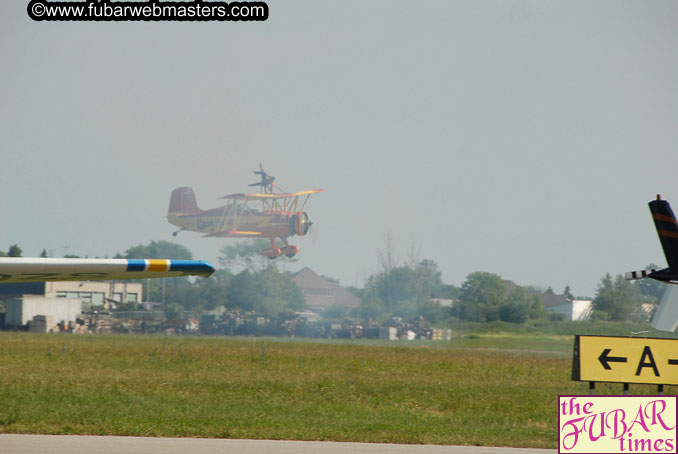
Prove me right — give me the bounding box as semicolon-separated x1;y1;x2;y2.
125;240;193;260
636;264;665;303
593;273;642;322
218;239;297;272
358;295;388;322
227;268;304;316
416;259;445;298
322;304;351;321
453;272;506;322
165;302;185;320
218;239;270;271
414;299;447;324
194;269;232;311
359;259;453;322
500;287;542;323
40;249;48;258
7;244;22;257
363;261;445;310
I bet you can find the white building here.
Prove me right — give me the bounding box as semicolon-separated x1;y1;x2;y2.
45;281;143;309
0;281;143;310
547;299;593;321
5;296;82;328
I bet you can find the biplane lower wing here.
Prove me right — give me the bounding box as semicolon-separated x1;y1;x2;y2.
0;258;215;283
203;230;263;238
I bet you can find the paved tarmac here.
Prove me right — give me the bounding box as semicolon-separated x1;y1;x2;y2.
0;435;556;454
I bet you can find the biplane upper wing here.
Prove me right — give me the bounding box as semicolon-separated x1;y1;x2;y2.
219;189;323;200
0;258;215;283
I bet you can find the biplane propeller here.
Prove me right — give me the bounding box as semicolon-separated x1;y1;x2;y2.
168;168;322;259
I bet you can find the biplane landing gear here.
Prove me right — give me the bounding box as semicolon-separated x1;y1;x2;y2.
261;247;282;259
260;238;299;259
261;238;282;259
281;245;299;258
278;238;299;258
172;227;186;237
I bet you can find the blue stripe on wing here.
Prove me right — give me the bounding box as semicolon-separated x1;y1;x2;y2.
126;259;147;272
169;260;215;277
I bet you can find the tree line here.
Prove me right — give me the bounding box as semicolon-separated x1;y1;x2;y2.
0;241;667;326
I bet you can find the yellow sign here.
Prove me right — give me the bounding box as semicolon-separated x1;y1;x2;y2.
572;335;678;385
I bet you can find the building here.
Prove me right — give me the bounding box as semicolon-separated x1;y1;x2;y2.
45;281;143;309
292;267;360;311
0;281;143;310
430;298;454;307
498;279;594;321
541;293;593;321
5;296;82;329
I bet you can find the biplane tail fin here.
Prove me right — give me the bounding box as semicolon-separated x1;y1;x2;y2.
649;195;678;272
169;187;203;215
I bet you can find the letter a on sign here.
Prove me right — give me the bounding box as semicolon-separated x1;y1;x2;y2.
635;346;660;377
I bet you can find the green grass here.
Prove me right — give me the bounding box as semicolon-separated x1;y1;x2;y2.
0;333;673;447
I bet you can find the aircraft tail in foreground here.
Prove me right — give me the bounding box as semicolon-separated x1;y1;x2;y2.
649;195;678;273
625;195;678;331
651;285;678;332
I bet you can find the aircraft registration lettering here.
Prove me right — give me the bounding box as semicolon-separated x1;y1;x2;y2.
17;273;62;281
69;272;108;279
197;220;215;229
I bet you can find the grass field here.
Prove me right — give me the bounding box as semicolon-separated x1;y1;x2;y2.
0;332;673;447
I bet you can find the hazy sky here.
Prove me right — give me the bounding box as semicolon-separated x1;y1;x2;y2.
2;1;677;297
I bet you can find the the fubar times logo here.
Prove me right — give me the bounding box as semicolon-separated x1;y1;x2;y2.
559;396;677;454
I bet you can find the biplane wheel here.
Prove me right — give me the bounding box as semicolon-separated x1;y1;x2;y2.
285;253;296;258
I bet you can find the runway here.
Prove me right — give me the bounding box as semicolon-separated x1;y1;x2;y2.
0;435;556;454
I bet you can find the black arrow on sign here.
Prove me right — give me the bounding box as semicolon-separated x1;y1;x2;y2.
598;349;628;370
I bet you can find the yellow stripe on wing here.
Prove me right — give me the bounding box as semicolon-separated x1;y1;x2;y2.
147;259;170;272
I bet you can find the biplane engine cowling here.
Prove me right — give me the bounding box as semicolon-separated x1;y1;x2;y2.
290;212;311;236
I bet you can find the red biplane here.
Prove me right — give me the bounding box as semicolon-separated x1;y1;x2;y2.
168;167;322;258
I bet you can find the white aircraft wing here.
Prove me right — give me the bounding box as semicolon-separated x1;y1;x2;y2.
651;284;678;332
0;258;215;283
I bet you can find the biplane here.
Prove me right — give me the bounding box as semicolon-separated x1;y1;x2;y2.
168;167;322;259
626;195;678;331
